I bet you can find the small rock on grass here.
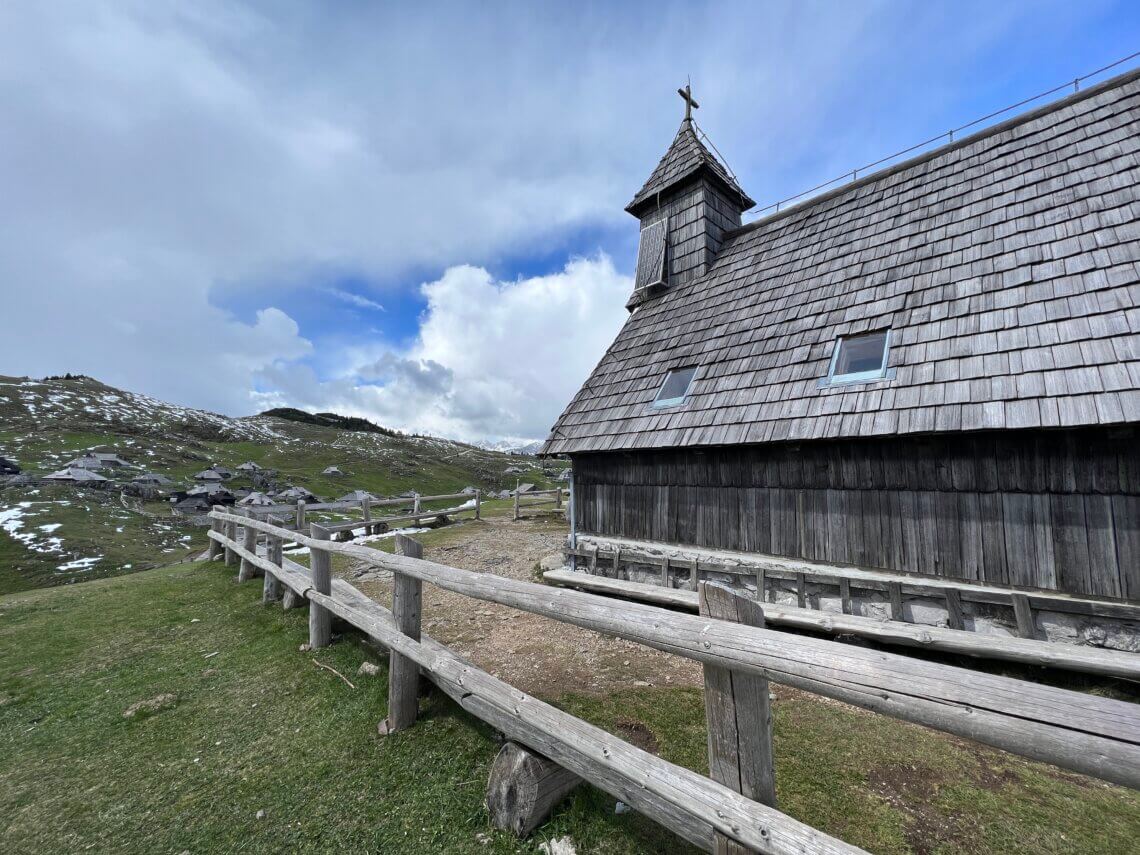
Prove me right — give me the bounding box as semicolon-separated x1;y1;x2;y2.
475;832;491;845
357;661;381;677
122;693;177;718
538;837;576;855
256;809;266;820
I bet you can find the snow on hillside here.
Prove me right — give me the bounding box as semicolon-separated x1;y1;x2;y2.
0;377;288;443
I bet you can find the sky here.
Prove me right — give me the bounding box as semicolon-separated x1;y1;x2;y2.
1;1;1138;443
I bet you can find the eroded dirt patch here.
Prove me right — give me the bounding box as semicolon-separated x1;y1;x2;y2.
344;516;704;700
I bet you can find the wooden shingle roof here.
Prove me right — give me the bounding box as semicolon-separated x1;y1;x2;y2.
626;119;755;215
544;69;1140;455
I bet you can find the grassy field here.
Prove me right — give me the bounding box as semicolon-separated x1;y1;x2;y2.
1;559;1137;854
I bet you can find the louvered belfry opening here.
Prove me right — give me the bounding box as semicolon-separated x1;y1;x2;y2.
625;117;754;310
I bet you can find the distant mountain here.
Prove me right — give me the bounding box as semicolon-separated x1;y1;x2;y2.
474;439;544;456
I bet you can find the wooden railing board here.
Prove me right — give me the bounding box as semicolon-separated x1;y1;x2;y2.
542;568;1140;681
562;544;1140;622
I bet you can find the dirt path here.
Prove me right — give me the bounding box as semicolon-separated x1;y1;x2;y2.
343;514;704;699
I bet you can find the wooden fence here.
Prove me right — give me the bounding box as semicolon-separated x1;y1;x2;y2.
205;508;1140;852
555;541;1140;676
513;488;567;520
239;491;480;537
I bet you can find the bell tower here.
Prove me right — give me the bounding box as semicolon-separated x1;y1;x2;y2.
625;84;755;310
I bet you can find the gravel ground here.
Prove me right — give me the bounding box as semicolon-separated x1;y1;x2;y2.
343;514;704;699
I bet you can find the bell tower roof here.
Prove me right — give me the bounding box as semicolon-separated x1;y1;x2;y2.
625;86;754;217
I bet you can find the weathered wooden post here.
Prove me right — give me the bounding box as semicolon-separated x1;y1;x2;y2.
474;490;481;520
308;523;332;649
223;516;237;566
263;515;283;604
207;508;223;560
513;490;520;520
238;509;258;583
295;499;306;532
486;742;582;837
361;496;372;535
379;533;423;735
413;493;421;515
699;581;776;854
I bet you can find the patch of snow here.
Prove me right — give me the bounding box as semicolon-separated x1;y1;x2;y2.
57;556;102;571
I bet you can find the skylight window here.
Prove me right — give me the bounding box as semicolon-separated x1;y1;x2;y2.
825;330;892;385
653;366;698;408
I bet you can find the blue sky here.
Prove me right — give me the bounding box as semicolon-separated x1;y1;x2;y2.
1;1;1138;441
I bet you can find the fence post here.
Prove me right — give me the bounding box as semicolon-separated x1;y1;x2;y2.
238;509;258;583
295;500;306;532
413;493;421;515
699;581;776;854
513;490;520;520
207;508;223;560
474;490;481;520
556;488;562;509
223;516;237;566
263;515;283;603
362;496;372;535
308;523;332;649
380;533;423;735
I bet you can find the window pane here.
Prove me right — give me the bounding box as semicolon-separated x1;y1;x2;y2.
835;332;887;376
656;366;697;403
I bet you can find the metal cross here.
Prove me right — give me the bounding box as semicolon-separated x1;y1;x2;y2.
677;82;699;122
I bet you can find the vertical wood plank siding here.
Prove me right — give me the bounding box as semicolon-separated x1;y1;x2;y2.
571;427;1139;600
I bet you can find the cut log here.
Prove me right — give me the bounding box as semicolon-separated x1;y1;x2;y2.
700;582;776;855
380;533;423;735
308;524;332;648
239;511;259;583
486;742;583;837
282;585;307;610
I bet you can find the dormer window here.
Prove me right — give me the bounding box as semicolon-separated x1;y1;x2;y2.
653;365;698;408
825;330;892;385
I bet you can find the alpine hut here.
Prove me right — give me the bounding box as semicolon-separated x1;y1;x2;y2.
543;73;1140;629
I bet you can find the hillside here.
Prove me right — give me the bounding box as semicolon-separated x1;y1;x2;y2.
0;375;562;593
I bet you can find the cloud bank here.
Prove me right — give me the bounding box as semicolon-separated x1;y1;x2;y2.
253;256;631;441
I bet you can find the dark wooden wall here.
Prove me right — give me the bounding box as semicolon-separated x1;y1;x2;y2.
571;428;1140;600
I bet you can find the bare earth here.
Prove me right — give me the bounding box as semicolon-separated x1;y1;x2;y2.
342;513;705;700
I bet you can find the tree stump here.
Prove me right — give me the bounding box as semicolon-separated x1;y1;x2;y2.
486;742;582;837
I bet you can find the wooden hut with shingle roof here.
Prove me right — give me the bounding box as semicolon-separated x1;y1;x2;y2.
543;71;1140;603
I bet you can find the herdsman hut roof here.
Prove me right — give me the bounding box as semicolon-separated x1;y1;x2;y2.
543;69;1140;455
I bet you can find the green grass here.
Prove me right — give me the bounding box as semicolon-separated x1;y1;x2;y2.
0;485;205;593
0;562;683;853
3;559;1134;854
563;687;1140;855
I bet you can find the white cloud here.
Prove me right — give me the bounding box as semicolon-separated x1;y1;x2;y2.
252;255;631;441
328;289;385;312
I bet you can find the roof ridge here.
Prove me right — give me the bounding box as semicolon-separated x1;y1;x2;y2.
728;63;1140;240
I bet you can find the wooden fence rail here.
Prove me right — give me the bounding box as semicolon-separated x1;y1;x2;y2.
208;510;859;854
236;490;481;536
542;568;1140;681
513;488;567;520
209;510;1140;790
